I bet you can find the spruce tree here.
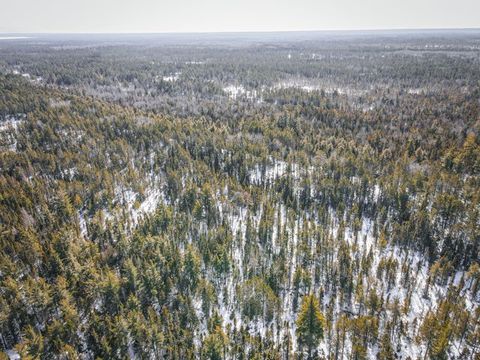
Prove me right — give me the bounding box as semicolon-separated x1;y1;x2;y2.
296;294;326;359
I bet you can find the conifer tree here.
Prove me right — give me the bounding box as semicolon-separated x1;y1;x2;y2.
296;294;326;359
378;331;395;360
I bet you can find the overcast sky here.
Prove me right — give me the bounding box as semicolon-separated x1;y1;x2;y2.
1;0;479;33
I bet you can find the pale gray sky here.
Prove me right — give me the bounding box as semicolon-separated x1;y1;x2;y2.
1;0;479;33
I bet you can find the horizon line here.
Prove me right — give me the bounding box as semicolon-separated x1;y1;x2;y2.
1;26;480;36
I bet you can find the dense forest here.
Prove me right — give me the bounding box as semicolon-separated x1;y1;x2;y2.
0;31;479;359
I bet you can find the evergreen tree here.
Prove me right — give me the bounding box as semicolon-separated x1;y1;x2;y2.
296;294;326;359
378;331;395;360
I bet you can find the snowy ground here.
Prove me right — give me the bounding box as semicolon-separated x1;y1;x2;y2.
72;155;477;359
162;72;181;82
0;114;26;152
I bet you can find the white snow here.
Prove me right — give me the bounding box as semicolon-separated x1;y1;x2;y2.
0;114;25;152
0;114;25;132
408;88;424;95
162;72;181;82
0;37;31;40
223;85;261;101
5;349;20;360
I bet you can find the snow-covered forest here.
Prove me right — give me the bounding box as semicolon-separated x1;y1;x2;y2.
0;31;479;359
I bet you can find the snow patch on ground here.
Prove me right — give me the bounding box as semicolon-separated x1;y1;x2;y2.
223;85;261;101
0;114;26;152
162;72;181;82
0;114;25;132
5;349;20;360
